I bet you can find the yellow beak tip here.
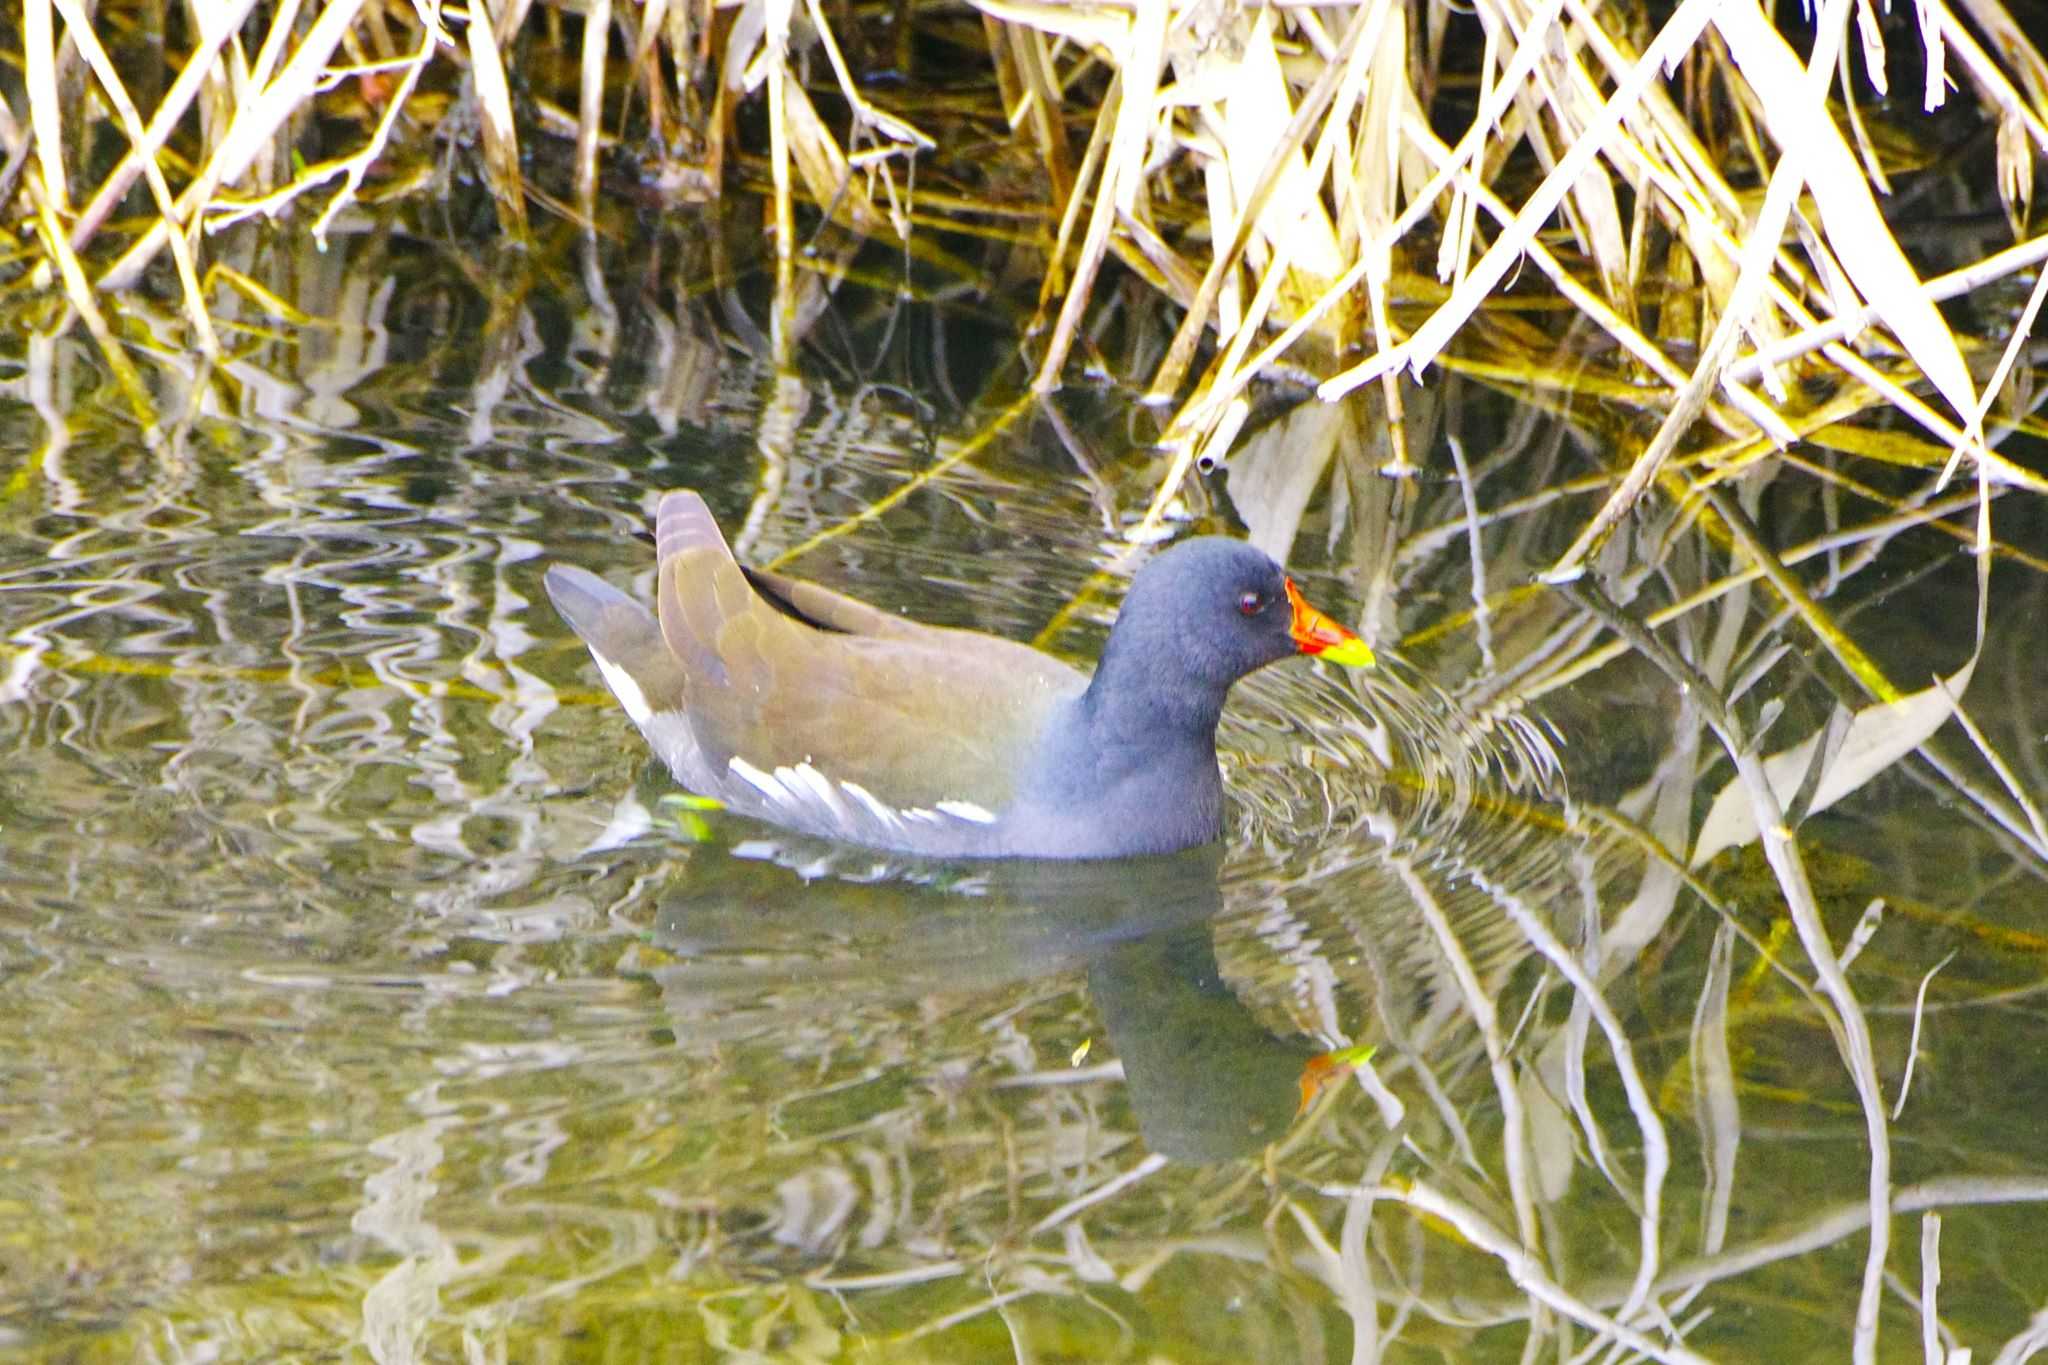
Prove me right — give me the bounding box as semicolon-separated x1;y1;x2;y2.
1316;638;1376;668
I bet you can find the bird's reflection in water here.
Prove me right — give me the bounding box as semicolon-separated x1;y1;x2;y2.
1085;914;1313;1161
649;839;1313;1163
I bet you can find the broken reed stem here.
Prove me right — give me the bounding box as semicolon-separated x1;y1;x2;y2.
1146;0;1382;406
99;0;368;291
467;4;530;240
765;1;797;365
68;0;262;251
28;170;157;429
577;0;610;221
1030;0;1166;393
23;0;66;211
47;0;219;359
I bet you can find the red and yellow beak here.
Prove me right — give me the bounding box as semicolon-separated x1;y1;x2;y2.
1285;579;1375;667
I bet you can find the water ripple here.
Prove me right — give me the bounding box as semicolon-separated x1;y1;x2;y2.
1225;652;1569;875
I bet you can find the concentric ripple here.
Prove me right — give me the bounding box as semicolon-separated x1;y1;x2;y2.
1222;652;1569;870
1214;652;1590;1022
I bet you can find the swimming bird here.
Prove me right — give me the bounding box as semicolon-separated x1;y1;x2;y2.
545;491;1373;858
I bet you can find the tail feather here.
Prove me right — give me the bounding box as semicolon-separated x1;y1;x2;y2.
544;564;630;638
654;490;753;689
655;490;728;567
544;564;642;642
544;564;685;718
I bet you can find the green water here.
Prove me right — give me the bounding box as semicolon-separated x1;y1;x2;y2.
2;222;2046;1362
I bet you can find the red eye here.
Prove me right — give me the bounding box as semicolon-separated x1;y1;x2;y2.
1239;591;1263;616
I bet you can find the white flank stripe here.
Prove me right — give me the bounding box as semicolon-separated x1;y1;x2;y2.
839;781;901;828
727;756;787;803
590;651;652;726
784;762;853;825
935;799;998;824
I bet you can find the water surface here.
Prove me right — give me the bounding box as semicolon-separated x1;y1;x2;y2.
3;224;2046;1362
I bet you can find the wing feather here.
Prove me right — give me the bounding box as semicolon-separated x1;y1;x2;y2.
650;491;1085;822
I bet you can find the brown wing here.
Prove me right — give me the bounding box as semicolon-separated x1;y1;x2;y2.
654;492;1084;815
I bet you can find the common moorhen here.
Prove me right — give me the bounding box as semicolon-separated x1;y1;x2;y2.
545;491;1373;858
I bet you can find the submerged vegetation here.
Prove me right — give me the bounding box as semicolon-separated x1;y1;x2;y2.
3;0;2047;1359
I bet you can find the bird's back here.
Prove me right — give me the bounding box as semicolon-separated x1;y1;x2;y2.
555;492;1086;853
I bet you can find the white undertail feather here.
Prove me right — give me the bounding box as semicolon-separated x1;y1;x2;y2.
591;650;653;726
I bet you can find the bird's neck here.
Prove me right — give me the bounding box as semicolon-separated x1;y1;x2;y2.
1003;653;1227;854
1081;640;1228;749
